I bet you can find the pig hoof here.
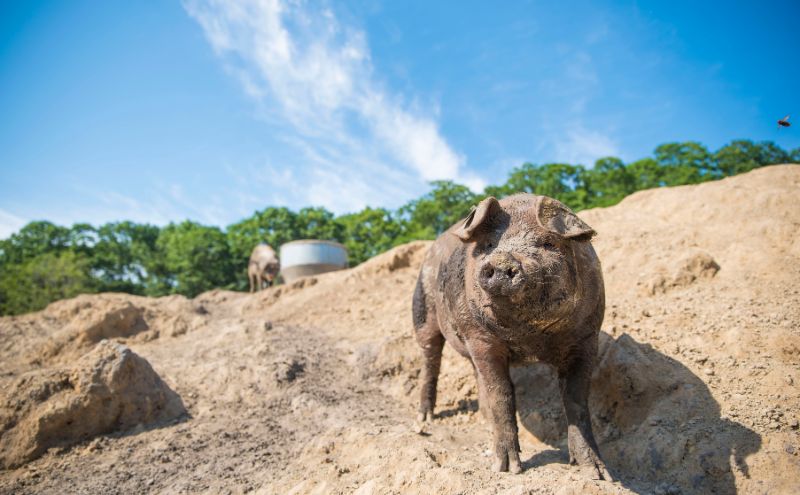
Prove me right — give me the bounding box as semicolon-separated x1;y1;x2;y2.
585;453;612;481
417;409;434;423
595;462;613;481
414;410;433;434
492;449;522;474
575;459;613;481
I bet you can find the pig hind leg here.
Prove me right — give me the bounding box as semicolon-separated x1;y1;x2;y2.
412;276;444;422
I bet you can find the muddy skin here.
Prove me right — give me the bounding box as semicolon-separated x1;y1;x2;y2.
248;244;280;292
413;194;612;480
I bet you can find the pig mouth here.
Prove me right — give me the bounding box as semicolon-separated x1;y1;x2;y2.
480;277;569;308
538;285;569;308
473;291;571;335
474;269;573;325
483;287;572;328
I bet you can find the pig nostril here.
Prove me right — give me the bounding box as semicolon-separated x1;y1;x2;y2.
506;268;515;278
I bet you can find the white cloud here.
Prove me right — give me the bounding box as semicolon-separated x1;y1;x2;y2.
184;0;476;211
0;209;26;239
537;47;621;168
552;126;620;166
458;173;488;194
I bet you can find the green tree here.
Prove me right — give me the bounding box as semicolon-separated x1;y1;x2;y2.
0;221;71;266
585;157;637;208
68;223;98;258
153;221;234;297
296;207;343;241
754;141;791;166
88;222;160;293
714;139;791;177
653;141;715;184
0;251;96;315
485;162;590;210
627;157;664;190
336;207;404;265
399;180;479;240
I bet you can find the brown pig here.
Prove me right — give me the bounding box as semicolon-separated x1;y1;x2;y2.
412;194;611;479
248;244;280;292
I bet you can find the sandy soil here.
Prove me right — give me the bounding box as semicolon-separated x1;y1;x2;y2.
1;165;799;494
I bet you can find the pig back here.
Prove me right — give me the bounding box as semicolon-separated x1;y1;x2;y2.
250;244;279;268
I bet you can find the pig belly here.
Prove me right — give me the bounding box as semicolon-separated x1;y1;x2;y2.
435;310;471;359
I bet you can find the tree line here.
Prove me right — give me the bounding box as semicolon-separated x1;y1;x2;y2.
1;139;798;315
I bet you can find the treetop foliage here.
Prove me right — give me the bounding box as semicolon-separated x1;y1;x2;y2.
1;139;797;315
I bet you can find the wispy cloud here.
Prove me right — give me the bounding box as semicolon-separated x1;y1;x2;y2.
59;184;232;230
0;209;26;239
184;0;477;212
553;125;620;165
539;49;620;167
70;189;185;227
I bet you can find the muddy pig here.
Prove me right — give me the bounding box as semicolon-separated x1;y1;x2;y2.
248;244;280;292
412;194;611;479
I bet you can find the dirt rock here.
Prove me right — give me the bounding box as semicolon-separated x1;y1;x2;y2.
347;241;430;280
34;298;148;365
0;340;185;469
640;248;720;296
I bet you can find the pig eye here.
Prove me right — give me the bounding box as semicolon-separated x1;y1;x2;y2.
542;242;556;250
484;241;494;249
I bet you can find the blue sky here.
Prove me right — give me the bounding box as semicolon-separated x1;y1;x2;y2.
1;0;798;238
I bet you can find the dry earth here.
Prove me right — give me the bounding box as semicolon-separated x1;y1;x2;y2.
1;165;799;494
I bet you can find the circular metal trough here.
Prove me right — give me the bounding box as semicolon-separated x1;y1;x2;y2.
279;240;348;284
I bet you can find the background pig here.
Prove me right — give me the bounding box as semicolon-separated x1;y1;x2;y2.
248;244;280;292
412;194;611;479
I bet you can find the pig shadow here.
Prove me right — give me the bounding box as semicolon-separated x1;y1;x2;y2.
436;398;480;419
510;332;761;495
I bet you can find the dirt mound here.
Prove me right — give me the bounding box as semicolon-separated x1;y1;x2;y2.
639;248;720;295
0;293;210;379
510;332;760;493
347;241;430;280
0;340;185;469
34;298;148;365
580;164;800;298
1;165;799;494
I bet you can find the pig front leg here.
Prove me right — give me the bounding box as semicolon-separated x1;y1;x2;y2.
558;352;612;481
470;346;522;474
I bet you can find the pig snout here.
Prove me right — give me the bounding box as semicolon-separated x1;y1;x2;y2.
478;253;525;296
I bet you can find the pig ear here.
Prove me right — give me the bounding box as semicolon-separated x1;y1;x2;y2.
536;197;596;240
454;197;500;241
